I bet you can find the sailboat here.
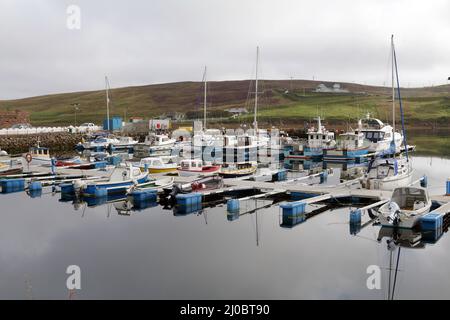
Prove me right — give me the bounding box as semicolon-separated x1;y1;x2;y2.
189;67;223;162
361;35;413;190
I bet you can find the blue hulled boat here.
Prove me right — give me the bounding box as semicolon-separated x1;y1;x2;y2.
81;164;148;197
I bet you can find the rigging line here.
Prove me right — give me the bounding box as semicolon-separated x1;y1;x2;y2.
391;246;401;300
393;42;409;161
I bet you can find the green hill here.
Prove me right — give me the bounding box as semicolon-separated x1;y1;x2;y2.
0;80;449;128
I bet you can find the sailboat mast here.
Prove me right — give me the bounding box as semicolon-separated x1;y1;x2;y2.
254;46;259;133
391;35;395;134
203;66;207;130
105;76;110;131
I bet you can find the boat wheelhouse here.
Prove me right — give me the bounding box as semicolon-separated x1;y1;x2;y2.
359;113;403;154
323;126;369;161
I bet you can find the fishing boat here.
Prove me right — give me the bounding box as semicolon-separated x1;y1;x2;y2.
80;164;148;197
177;159;221;177
107;136;139;150
377;187;432;229
139;156;178;174
23;141;52;166
80;136;120;150
219;161;258;178
303;117;336;159
323;124;370;161
133;134;176;158
287;117;336;160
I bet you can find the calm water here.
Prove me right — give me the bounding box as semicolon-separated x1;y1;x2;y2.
1;155;450;300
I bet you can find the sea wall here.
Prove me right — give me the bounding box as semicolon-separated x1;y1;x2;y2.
0;132;83;154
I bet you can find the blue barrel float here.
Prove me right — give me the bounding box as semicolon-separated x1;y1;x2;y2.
60;183;75;195
131;190;157;209
1;178;25;194
227;199;240;213
280;201;306;226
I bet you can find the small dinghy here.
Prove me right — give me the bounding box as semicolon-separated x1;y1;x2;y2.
139;157;178;174
377;187;432;229
219;161;257;178
131;176;174;192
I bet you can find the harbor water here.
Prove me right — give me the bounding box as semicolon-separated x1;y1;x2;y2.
0;154;449;299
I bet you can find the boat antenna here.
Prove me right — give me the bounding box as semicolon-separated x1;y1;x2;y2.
392;35;409;161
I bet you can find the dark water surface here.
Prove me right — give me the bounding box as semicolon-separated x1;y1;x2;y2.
1;155;450;299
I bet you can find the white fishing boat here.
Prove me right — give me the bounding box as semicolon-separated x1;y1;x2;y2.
108;136;138;149
377;187;432;229
300;116;336;159
138;156;178;174
177;159;221;177
81;136;120;150
323;124;370;160
23;141;52;166
133;134;176;158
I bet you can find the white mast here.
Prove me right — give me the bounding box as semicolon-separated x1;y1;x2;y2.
391;35;395;134
105;76;110;131
203;66;207;130
254;46;259;133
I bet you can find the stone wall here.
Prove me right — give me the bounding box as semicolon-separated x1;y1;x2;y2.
0;132;82;155
0;110;30;128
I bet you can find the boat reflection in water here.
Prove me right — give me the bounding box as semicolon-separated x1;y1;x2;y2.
376;226;445;300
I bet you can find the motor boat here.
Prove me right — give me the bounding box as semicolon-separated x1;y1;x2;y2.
177;159;221;177
323;121;370;161
377;187;432;229
219;161;258;178
80;164;148;197
303;117;336;159
133;134;176;158
108;136;138;150
359;113;403;155
138;156;178;174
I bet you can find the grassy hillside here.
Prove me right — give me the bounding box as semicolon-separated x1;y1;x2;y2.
0;80;449;127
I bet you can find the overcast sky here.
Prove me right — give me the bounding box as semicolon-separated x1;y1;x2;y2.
1;0;449;99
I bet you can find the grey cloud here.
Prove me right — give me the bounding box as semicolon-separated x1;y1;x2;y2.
0;0;449;99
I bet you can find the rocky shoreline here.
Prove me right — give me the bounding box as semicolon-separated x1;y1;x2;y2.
0;133;83;155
